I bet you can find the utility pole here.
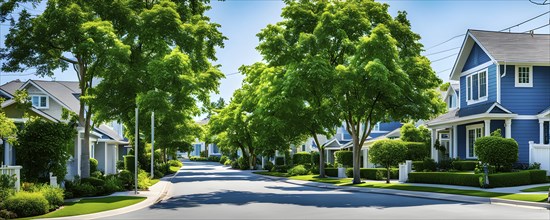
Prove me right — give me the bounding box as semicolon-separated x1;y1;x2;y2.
134;106;138;194
151;111;154;179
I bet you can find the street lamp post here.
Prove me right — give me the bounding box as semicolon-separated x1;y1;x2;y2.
151;111;154;179
134;106;138;194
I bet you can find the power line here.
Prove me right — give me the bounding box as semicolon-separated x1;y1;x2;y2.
424;47;460;57
436;67;453;74
523;22;550;33
425;34;465;51
499;11;550;32
430;53;458;63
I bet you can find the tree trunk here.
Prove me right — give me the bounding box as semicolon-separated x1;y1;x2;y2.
312;134;325;178
352;136;361;184
78;62;91;178
248;147;255;170
386;167;391;184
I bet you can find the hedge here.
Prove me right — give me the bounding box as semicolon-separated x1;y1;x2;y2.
311;151;320;165
408;172;481;187
334;151;353;167
475;134;518;172
487;171;531;188
293;152;312;165
3;191;49;217
124;155;135;173
452;160;478;171
528;170;548;184
325;168;339;177
404;142;429;161
346;168;399;180
275;157;285;166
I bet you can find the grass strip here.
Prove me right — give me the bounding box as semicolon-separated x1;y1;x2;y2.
32;196;146;219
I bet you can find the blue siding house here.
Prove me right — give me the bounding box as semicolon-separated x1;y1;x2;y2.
426;30;550;171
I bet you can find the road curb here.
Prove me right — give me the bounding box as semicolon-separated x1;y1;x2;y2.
254;173;549;209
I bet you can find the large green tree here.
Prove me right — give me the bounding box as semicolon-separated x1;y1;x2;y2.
1;1;130;178
254;0;444;183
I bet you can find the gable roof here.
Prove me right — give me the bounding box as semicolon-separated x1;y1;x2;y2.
28;80;81;112
0;80;24;98
450;29;550;80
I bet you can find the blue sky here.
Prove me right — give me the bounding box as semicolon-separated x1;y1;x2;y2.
1;0;548;104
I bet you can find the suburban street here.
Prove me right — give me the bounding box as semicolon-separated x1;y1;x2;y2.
105;161;550;219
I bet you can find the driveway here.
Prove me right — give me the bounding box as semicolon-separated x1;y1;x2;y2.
105;161;550;219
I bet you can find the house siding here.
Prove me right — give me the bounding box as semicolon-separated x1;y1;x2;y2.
511;119;539;164
462;43;491;72
457;124;466;159
501;65;550;115
459;64;497;112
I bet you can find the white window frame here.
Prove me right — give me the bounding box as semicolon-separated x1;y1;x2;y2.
515;65;533;87
466;124;484;159
372;122;381;132
30;95;49;109
466;68;488;105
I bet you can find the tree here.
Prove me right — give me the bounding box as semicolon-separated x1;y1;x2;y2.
369;139;407;183
0;99;17;145
15;117;75;182
475;129;518;172
1;1;130;178
254;0;445;184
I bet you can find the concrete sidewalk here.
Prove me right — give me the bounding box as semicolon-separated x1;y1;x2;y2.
42;172;177;220
255;173;550;209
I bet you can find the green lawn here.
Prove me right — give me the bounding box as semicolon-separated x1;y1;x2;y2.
520;185;550;192
31;196;146;219
288;175;548;203
253;171;292;177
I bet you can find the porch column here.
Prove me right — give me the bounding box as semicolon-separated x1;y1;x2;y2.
4;141;10;165
362;148;368;168
431;129;438;162
484;120;491;136
505;119;512;138
104;144;108;174
452;125;458;159
539;120;544;144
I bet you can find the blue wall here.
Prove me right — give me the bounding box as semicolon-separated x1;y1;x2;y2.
459;64;497;112
457;124;466;159
511;119;540;163
462;43;491;72
490;120;506;135
501;65;550;115
380;121;402;132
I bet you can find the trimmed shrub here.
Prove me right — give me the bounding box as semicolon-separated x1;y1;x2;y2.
452;160;478;171
3;191;49;217
237;157;248;170
81;177;105;188
168;160;183;167
293;152;312;165
487;171;530;188
345;168;399;180
73;183;96;197
208;155;220;162
271;165;289;173
369;140;407;183
325;168;338;177
200;150;208;158
0;209;17;219
116;160;125;171
264;161;274;171
437;158;454;171
38;185;64;210
91;171;103;179
104;175;123;194
137;170;151;190
189;156;208;161
275;157;285;166
124;155;136;173
528;170;548;184
224;159;233;166
311;151;320;165
475;134;518;172
90;158;99;174
412;161;424;171
404;142;429;161
118;170;134;189
219;156;229;165
288;165;309;176
154;170;165;179
408;172;481;187
334;151;353;167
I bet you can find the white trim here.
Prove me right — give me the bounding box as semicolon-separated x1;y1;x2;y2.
459;61;493;77
539;109;550;118
21;80;72;111
515;115;538;120
449;32;497;81
30;94;49;109
466;123;484;159
0;89;12;99
496;62;501;103
485;102;513;114
501;62;550;66
452;125;458;158
515;65;533;87
465;68;489;105
426;113;517;127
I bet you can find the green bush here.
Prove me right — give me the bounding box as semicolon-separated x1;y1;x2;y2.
288;165;309;176
118;170;134;189
154;170;165;178
275;157;285;166
408;172;481;187
271;165;289;173
0;174;16;202
311;151;320;165
103;175;123;194
91;171;103;179
137;170;151;190
292;152;312;165
370;140;407;182
237;157;248;170
72;182;96;197
437;158;454;171
81;177;105;188
38;185;64;210
224;159;233;166
334;151;353;167
412;161;424;171
200;150;208;158
207;155;220;162
452;160;478;171
475;133;518;172
528;170;548;184
345;168;399;180
124;155;136;173
116;160;125;171
324;168;339;177
90;158;99;174
487;171;530;188
230;160;239;169
189;156;208;161
263;161;274;171
168;159;183;167
404;142;429;161
219;156;229;164
3;191;49;217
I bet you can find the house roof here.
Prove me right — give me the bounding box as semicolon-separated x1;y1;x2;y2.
0;80;24;97
426;108;460;126
450;29;550;80
470;30;550;64
458;102;512;117
450;82;460;92
96;124;125;142
29;80;81;112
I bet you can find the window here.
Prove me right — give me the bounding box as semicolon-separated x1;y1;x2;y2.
544;121;549;145
30;95;48;108
448;94;457;109
212;143;219;154
466;124;484;158
515;66;533;87
301;145;305;152
466;69;488;104
372;122;380;131
90;144;95;158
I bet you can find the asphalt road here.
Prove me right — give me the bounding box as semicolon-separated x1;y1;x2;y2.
105;161;550;219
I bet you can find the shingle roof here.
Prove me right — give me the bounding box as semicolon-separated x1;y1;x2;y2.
426;108;459;125
0;80;24;96
450;82;460;92
96;124;124;141
31;80;81;112
469;30;550;63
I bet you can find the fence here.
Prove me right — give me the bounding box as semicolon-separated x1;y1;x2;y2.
0;164;22;191
529;141;550;175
